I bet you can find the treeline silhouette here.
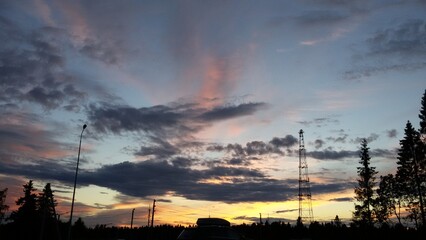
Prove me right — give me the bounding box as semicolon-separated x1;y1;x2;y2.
1;219;425;240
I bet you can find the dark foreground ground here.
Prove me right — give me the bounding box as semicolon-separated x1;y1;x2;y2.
1;221;425;240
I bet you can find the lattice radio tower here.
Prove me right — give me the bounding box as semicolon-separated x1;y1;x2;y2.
298;129;314;224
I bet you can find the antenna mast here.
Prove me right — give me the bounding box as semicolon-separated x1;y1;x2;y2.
298;129;314;224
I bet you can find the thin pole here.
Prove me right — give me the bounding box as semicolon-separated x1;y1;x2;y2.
130;208;135;229
151;199;156;227
67;124;87;240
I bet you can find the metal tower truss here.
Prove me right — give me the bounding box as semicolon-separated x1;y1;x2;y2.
298;129;314;224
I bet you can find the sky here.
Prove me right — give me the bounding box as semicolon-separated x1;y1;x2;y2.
0;0;425;228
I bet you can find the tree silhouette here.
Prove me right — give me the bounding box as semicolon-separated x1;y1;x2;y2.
0;188;9;224
9;180;39;239
353;139;377;227
374;174;400;225
396;121;425;227
419;89;426;132
38;183;60;240
417;89;426;226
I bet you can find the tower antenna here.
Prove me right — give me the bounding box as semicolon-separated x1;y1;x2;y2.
298;129;314;224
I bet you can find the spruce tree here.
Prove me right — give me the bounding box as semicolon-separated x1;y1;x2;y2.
37;183;57;220
396;121;425;227
0;188;9;223
353;139;377;227
38;183;59;240
419;89;426;132
9;180;39;239
417;89;426;226
9;180;38;223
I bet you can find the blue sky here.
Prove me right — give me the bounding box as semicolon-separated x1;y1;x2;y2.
0;0;425;227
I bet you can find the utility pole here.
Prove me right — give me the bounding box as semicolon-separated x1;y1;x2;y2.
151;199;156;227
298;129;314;224
147;205;151;227
130;208;135;229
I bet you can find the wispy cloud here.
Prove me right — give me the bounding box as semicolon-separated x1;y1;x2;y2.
345;19;426;80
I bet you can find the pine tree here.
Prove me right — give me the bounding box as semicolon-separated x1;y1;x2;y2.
417;89;426;226
353;139;377;227
38;183;60;240
396;121;425;227
419;89;426;132
0;188;9;223
37;183;57;220
9;180;38;223
9;180;39;239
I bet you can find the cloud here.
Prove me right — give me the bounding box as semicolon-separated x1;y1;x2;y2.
276;208;298;214
344;62;426;80
199;102;268;122
307;147;396;160
329;197;353;202
207;135;298;158
298;117;339;128
386;129;398;138
345;19;426;80
0;156;354;204
367;19;426;56
0;110;73;164
88;101;267;138
79;38;126;65
269;135;298;148
326;134;349;143
135;137;181;159
0;17;93;111
314;139;325;149
308;150;358;160
75;159;291;203
351;133;379;144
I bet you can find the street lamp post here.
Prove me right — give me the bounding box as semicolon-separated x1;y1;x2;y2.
68;124;87;240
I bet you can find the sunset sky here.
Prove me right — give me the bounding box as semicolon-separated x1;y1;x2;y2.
1;0;425;227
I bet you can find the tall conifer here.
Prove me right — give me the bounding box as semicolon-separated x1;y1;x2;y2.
353;139;377;227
